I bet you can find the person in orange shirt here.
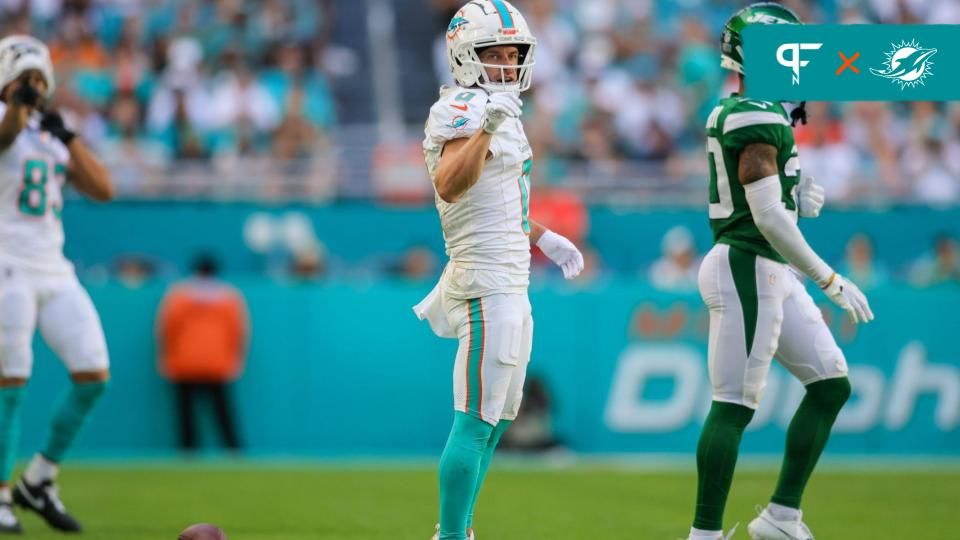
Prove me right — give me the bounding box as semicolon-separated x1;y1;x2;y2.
156;254;249;451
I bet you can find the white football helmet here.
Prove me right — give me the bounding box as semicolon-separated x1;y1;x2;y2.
0;35;55;99
446;0;536;93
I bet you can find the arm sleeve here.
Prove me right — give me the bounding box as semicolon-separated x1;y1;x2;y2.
744;175;834;286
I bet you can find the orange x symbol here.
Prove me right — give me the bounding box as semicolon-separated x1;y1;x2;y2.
836;51;860;75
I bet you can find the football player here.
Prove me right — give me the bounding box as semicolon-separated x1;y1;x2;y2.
686;4;874;540
415;2;583;539
0;35;114;533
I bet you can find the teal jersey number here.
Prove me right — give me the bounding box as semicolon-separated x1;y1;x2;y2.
18;159;64;219
19;159;48;216
518;158;531;234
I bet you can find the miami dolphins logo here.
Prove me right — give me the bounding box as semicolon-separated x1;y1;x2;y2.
870;39;937;90
447;16;469;39
447;115;469;130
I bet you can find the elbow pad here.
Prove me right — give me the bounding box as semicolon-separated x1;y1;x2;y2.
744;175;834;287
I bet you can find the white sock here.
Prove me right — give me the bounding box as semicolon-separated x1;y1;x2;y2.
689;527;722;538
768;502;801;521
24;454;58;485
0;487;10;504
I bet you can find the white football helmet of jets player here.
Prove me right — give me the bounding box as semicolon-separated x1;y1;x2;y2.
0;35;55;99
445;0;536;93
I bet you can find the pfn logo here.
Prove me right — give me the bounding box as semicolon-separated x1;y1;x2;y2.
777;42;823;85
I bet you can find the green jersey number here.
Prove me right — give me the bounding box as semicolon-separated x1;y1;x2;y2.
518;158;531;234
707;136;734;219
18;159;64;218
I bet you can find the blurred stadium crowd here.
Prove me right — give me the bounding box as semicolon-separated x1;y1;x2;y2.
0;0;958;203
0;0;957;286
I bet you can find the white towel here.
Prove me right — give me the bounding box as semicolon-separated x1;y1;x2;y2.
412;280;456;338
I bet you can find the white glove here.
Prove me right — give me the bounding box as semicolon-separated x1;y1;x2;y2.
537;230;584;280
482;92;522;134
822;273;874;324
797;175;825;218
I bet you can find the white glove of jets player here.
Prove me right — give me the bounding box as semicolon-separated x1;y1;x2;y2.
482;92;522;134
821;273;874;324
797;175;825;218
537;230;585;280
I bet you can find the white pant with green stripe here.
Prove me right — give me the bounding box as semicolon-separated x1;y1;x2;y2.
448;293;533;426
698;244;848;409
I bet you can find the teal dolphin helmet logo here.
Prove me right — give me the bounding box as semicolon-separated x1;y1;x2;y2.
447;16;469;39
870;39;937;89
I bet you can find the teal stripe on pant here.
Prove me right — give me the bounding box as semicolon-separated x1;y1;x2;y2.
466;299;485;419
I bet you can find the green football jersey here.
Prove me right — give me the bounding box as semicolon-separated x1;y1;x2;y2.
705;95;800;263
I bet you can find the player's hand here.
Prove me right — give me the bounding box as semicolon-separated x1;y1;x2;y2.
482;92;521;134
11;81;40;108
537;230;584;280
821;273;873;323
40;110;76;145
797;175;825;218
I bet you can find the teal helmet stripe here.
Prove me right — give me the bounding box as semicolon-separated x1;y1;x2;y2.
490;0;514;29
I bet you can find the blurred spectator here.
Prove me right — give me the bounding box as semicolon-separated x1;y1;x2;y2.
649;226;699;292
902;138;960;206
796;102;859;203
146;37;214;159
909;234;960;287
289;244;328;281
208;58;281;156
272;87;318;161
260;42;336;132
676;15;723;127
101;92;169;194
156;254;249;452
113;255;156;289
387;245;438;282
48;11;109;71
838;233;888;290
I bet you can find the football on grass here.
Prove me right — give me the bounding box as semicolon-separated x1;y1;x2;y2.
178;523;228;540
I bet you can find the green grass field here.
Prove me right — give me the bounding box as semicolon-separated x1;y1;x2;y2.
13;463;955;539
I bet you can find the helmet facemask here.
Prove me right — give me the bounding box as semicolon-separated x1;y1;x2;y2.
454;40;535;93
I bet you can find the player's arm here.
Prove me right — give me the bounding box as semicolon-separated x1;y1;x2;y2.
530;219;584;280
65;137;115;202
739;143;873;323
39;110;115;201
434;131;494;203
434;92;521;203
0;80;38;151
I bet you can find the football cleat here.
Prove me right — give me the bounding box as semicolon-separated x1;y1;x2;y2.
683;523;738;540
430;523;475;540
0;502;22;534
13;479;81;532
747;506;813;540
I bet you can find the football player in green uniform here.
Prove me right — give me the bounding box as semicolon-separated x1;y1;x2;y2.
686;4;874;539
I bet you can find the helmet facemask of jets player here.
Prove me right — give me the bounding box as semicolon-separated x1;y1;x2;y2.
721;2;808;126
0;35;56;105
446;0;537;93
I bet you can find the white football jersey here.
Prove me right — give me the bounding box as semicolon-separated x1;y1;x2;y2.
0;101;72;274
423;86;533;299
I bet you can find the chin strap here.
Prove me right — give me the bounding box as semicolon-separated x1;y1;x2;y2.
790;101;808;127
